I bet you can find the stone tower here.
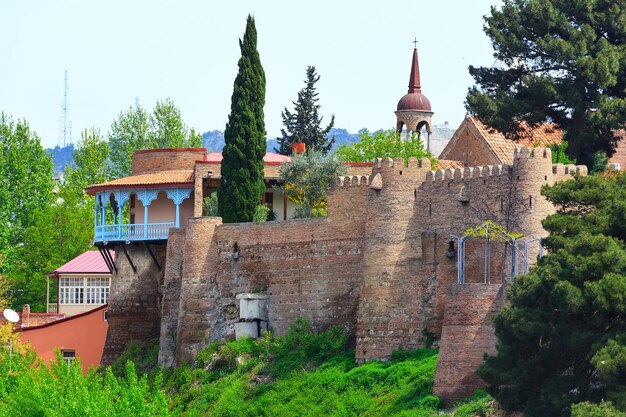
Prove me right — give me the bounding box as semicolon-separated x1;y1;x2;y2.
395;48;434;151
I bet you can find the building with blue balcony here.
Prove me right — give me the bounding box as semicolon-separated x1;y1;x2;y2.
85;147;298;250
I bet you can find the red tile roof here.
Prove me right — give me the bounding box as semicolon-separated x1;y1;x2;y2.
205;152;292;164
49;250;114;276
85;170;194;194
437;160;466;170
0;312;66;328
469;116;562;164
440;117;563;165
19;305;107;331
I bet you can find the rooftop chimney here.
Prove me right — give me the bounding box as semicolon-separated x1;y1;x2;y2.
22;304;30;327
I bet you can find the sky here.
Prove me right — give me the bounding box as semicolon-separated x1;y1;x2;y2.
0;0;500;149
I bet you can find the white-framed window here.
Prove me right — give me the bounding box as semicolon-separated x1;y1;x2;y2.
59;278;84;304
61;349;76;366
87;277;109;304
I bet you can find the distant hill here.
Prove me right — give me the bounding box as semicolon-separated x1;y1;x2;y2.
49;126;453;175
203;128;363;154
47;145;74;176
201;130;226;152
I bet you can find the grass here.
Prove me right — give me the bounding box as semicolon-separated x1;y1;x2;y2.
159;318;493;417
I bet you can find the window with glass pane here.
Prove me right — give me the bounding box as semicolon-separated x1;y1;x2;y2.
61;349;76;366
59;278;84;304
87;277;110;304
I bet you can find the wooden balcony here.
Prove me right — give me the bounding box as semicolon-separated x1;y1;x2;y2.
94;222;175;243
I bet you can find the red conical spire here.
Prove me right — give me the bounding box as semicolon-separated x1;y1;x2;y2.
408;48;421;93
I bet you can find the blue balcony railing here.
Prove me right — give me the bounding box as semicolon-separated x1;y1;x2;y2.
94;222;175;243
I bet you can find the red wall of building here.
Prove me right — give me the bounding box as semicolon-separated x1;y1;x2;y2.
19;305;108;373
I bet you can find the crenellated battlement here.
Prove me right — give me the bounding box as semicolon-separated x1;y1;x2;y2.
418;147;586;188
513;146;551;160
371;156;431;177
552;163;588;176
335;175;370;187
424;164;511;185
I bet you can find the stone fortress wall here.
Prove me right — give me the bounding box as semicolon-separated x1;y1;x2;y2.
103;146;587;402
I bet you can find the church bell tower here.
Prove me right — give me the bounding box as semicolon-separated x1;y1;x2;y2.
395;45;434;151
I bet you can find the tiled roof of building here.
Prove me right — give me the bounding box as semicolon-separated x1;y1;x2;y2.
205;152;292;164
0;305;66;328
437;160;466;170
49;250;114;276
469;116;562;164
20;305;108;331
85;170;194;194
17;312;67;328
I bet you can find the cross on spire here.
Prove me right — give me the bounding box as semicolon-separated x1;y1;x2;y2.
413;38;418;49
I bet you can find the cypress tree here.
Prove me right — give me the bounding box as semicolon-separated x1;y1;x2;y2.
218;15;266;223
275;66;335;155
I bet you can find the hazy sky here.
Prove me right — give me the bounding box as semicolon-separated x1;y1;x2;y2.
0;1;499;149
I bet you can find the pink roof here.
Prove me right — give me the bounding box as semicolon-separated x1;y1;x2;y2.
51;250;114;275
205;152;291;164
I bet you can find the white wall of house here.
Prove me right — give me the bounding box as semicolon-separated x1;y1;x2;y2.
269;188;297;220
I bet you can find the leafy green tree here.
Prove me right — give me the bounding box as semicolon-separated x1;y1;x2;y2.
335;128;433;164
218;15;266;223
0;113;53;250
187;128;203;148
275;66;335;155
109;104;151;179
466;0;626;168
0;114;54;308
277;150;346;218
7;129;109;311
480;173;626;417
64;128;111;200
551;141;576;165
0;350;170;417
109;99;203;179
149;98;203;148
572;401;626;417
0;260;10;311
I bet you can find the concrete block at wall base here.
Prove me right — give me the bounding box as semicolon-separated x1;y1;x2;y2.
236;293;270;321
235;322;259;340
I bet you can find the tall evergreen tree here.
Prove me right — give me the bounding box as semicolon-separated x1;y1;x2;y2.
480;173;626;416
466;0;626;168
217;15;266;223
275;66;335;155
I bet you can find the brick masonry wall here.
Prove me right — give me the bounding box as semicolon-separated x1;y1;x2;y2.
432;283;506;403
192;161;283;179
101;243;166;365
134;146;588;400
609;133;626;169
158;229;186;367
131;148;207;174
170;208;369;365
355;149;585;364
193;164;214;217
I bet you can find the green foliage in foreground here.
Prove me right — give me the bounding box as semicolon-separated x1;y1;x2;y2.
0;351;169;417
481;173;626;417
164;318;490;417
0;319;493;416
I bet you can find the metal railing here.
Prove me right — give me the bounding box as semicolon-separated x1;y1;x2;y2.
47;303;59;314
94;222;175;242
